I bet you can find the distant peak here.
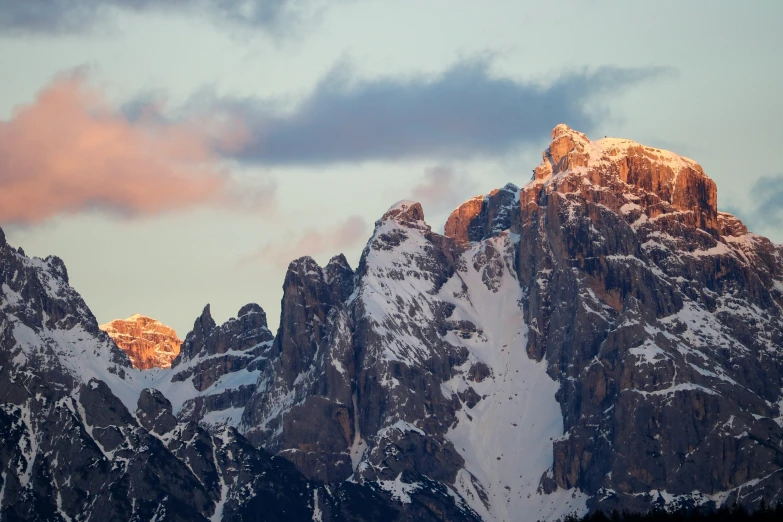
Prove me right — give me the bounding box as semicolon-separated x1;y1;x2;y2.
287;255;321;272
382;200;426;225
99;313;154;329
237;303;268;327
196;304;216;332
238;302;264;318
327;253;351;269
99;314;181;370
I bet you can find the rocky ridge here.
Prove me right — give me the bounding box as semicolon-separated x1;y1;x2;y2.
0;228;471;521
2;124;783;521
100;314;182;369
235;125;783;519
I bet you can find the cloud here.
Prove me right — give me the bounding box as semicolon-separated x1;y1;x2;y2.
214;59;674;165
746;174;783;229
411;165;476;213
238;215;367;269
0;0;298;35
0;71;268;226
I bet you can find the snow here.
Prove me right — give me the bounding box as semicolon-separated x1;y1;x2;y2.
631;382;718;397
0;470;6;513
438;236;588;521
350;392;367;471
201;407;245;428
9;318;143;413
629;343;666;365
376;472;421;504
775;397;783;428
634;467;783;511
352;223;586;518
312;489;322;522
210;434;233;522
376;420;425;439
531;128;702;208
387;200;420;212
5;249;262;427
357;218;440;365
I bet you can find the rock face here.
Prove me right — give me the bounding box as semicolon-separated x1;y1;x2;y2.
167;302;274;428
444;183;520;244
237;128;783;520
515;125;783;513
100;314;182;369
0;226;431;522
3;124;783;521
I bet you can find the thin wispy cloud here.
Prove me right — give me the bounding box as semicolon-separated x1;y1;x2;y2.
411;165;477;214
751;174;783;227
238;215;367;269
0;71;271;226
210;59;675;165
732;174;783;240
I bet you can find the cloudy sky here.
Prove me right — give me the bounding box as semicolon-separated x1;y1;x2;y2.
2;1;781;336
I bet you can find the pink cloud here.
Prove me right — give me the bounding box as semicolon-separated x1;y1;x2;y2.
412;165;475;212
239;215;367;269
0;71;255;225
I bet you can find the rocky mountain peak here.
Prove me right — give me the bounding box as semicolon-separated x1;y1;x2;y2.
274;256;338;387
381;200;428;229
100;314;182;370
172;304;216;365
445;183;520;244
237;302;266;321
325;253;355;302
0;226;5;246
7;123;783;520
285;255;324;281
549;123;591;165
530;124;718;231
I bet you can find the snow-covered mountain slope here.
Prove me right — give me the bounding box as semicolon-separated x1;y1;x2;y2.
237;200;585;520
236;125;783;519
100;313;182;369
3;124;783;521
0;228;428;521
512;126;783;513
438;236;587;521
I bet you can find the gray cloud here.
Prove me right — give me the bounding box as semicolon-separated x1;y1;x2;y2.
753;175;783;224
212;60;674;165
0;0;293;35
748;174;783;229
722;174;783;243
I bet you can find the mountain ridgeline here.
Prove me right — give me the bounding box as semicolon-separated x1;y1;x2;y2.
1;124;782;521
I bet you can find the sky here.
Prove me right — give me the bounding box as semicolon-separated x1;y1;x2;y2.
1;1;782;337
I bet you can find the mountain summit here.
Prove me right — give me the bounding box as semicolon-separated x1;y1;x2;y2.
100;314;182;369
1;124;782;521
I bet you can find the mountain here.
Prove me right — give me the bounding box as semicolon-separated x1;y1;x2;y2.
100;314;182;369
0;223;447;521
1;124;782;521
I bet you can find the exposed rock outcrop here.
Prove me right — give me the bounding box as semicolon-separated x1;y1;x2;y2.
0;226;437;522
240;124;783;519
444;183;519;244
168;302;274;427
100;314;181;369
3;123;783;521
